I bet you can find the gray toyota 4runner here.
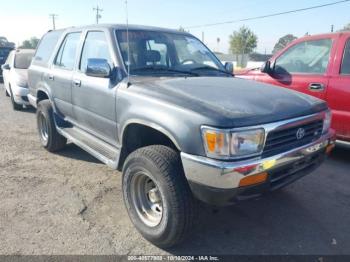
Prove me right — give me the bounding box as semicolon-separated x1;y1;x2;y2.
28;24;335;247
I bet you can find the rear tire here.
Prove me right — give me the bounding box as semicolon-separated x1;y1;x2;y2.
9;87;22;111
36;100;67;152
5;87;9;97
122;145;195;248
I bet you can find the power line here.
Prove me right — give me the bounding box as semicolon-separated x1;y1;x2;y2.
93;5;103;24
184;0;350;29
49;14;58;30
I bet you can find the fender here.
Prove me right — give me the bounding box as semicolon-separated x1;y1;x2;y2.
120;118;181;151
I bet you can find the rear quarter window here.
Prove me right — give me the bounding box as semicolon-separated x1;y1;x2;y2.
33;30;63;66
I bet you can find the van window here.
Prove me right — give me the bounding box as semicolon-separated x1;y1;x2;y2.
54;33;81;70
80;31;113;72
275;39;332;74
33;31;62;66
340;39;350;75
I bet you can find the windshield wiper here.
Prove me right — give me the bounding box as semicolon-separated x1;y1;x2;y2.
190;66;233;76
132;67;199;76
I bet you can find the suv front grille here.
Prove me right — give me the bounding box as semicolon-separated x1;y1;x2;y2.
262;119;323;158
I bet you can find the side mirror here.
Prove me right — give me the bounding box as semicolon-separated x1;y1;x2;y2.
86;58;111;78
1;64;10;70
261;61;272;74
224;62;234;74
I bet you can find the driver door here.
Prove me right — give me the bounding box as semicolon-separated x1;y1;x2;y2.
256;37;335;100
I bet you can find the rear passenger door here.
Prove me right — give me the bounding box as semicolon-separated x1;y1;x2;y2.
50;32;81;119
327;36;350;141
72;30;117;146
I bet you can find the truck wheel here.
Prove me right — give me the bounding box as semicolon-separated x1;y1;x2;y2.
36;100;67;152
122;145;195;248
5;87;9;97
9;87;22;111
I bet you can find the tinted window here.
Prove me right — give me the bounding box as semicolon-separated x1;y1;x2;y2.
80;31;113;72
34;31;62;65
14;52;35;69
275;39;332;74
340;39;350;75
54;33;81;70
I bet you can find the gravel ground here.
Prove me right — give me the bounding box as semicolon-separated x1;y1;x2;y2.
0;83;350;255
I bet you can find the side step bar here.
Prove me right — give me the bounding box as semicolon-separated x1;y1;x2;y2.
57;126;120;169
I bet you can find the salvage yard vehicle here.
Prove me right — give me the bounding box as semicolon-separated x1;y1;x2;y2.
238;32;350;142
0;45;14;81
2;49;35;110
28;24;335;248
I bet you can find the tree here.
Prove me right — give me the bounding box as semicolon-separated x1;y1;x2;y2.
229;26;258;55
229;26;257;67
19;37;40;49
272;34;298;54
0;36;15;48
339;23;350;32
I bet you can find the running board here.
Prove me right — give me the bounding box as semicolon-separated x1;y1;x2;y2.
57;126;120;169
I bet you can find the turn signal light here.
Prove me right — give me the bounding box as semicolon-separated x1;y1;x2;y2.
239;172;268;187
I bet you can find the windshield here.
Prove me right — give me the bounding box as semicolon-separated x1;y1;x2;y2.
14;51;34;69
116;30;227;76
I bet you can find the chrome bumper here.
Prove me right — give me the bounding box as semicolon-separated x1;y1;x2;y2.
181;132;334;191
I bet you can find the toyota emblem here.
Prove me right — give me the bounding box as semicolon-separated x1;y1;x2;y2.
296;128;306;140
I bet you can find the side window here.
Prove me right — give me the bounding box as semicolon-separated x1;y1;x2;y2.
340;39;350;75
80;31;113;73
33;31;62;66
54;32;81;70
275;39;332;74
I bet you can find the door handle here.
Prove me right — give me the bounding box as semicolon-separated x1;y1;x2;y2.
73;79;81;87
48;75;54;81
308;83;325;91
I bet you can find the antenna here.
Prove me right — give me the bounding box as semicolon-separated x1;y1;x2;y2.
125;0;131;86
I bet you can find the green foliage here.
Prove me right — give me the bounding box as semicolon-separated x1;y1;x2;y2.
272;34;298;54
229;26;258;55
20;37;40;49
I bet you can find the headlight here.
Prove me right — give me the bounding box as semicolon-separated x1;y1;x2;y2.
202;127;265;159
322;110;332;134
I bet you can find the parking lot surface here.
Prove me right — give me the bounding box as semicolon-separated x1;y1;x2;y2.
0;83;349;255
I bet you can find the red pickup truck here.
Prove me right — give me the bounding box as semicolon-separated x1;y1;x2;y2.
238;32;350;142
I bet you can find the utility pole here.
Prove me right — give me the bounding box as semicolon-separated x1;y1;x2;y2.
93;5;103;24
331;24;334;32
49;14;58;30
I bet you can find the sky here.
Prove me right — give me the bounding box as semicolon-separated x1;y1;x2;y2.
0;0;349;54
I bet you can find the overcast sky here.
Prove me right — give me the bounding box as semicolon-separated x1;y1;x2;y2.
0;0;349;53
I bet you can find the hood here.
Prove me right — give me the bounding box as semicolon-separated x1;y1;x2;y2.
128;76;327;127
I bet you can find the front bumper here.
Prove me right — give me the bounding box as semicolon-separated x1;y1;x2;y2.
11;84;30;105
181;131;335;206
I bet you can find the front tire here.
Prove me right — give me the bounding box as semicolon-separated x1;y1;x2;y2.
9;87;22;111
36;100;67;152
122;145;195;248
5;86;10;97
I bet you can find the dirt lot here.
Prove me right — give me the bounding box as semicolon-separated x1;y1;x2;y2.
0;83;350;255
